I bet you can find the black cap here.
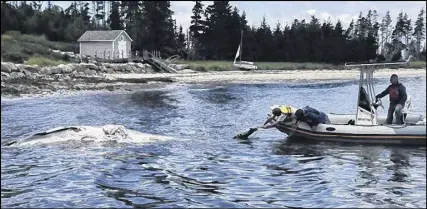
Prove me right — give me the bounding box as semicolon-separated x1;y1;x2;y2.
272;108;282;116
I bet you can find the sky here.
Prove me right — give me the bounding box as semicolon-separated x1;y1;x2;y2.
48;1;426;32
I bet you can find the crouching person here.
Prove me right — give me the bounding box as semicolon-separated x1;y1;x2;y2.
294;106;331;131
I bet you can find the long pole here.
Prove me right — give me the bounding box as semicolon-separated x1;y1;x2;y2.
240;30;243;63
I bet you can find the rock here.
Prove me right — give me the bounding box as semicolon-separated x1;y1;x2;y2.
74;64;87;72
120;64;128;72
16;64;26;72
80;63;98;70
24;65;41;73
1;63;12;73
90;69;97;75
50;67;61;74
125;64;133;72
53;74;63;80
135;63;145;69
179;69;197;74
145;67;156;74
106;86;115;91
107;68;115;74
40;67;50;75
1;62;18;73
10;72;26;80
21;69;35;79
58;64;73;73
84;68;93;75
1;85;20;95
132;65;139;73
61;75;72;82
1;72;10;81
71;70;78;77
99;65;107;72
109;64;120;72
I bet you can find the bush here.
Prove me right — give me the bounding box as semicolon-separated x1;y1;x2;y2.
2;52;28;63
391;52;402;61
19;34;48;44
22;48;35;56
4;31;21;37
62;54;71;62
376;54;386;62
1;34;14;41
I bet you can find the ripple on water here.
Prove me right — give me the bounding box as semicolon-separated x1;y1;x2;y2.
1;77;426;208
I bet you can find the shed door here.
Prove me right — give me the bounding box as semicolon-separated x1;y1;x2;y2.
118;35;127;58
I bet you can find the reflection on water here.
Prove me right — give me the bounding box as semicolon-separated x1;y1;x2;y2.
388;148;410;183
128;90;178;109
1;77;426;208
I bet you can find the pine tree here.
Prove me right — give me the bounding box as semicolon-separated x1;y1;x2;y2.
107;1;123;30
413;8;425;59
379;11;392;55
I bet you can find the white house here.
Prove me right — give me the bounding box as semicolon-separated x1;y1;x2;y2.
77;30;133;59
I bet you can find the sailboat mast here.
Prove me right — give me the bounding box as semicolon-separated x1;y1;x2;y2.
240;30;243;63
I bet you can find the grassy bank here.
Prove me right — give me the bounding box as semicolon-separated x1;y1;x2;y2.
1;31;77;66
176;60;427;71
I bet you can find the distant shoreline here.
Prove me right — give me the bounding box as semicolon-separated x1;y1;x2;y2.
2;68;425;101
106;68;426;84
174;60;427;72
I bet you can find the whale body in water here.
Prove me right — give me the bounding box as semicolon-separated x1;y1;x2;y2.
5;125;179;147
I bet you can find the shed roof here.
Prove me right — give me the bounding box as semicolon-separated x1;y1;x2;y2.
77;30;133;42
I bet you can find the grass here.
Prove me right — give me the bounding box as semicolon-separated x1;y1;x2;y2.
26;56;69;66
1;31;77;66
175;60;426;71
407;61;427;69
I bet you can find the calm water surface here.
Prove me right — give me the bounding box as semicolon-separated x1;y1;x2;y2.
1;76;426;208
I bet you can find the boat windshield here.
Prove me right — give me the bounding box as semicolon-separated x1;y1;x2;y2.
358;86;372;112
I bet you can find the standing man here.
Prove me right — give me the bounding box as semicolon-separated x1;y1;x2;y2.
375;74;407;124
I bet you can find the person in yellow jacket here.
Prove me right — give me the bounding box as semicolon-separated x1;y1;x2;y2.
262;105;297;129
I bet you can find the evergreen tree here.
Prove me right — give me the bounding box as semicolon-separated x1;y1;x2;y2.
108;1;123;30
413;8;425;59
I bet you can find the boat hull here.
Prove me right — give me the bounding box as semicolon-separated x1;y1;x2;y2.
275;122;426;146
233;63;258;70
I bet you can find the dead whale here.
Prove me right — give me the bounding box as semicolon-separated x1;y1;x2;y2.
5;125;179;147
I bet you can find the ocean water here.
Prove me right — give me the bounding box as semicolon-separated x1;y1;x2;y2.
1;76;426;208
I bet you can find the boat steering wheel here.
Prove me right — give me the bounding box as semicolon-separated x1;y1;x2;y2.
372;98;384;110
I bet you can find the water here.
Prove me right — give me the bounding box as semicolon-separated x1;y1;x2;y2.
1;76;426;208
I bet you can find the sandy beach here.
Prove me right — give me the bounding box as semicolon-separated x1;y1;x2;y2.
2;68;425;101
105;68;426;84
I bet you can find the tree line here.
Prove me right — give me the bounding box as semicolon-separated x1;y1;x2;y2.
1;1;426;63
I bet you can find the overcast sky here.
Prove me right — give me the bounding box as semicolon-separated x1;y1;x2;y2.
49;1;425;32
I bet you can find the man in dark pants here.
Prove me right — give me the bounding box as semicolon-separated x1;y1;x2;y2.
293;106;331;130
375;74;407;124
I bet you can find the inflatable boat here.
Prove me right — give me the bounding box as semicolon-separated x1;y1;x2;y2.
267;56;426;146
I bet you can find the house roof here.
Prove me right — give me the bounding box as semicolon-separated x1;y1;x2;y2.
77;30;133;42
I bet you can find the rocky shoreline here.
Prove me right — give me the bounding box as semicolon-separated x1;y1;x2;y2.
1;61;426;99
1;62;184;97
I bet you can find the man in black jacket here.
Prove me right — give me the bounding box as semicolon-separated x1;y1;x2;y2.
376;74;407;124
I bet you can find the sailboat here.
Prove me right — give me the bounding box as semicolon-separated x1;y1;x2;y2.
233;30;258;70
